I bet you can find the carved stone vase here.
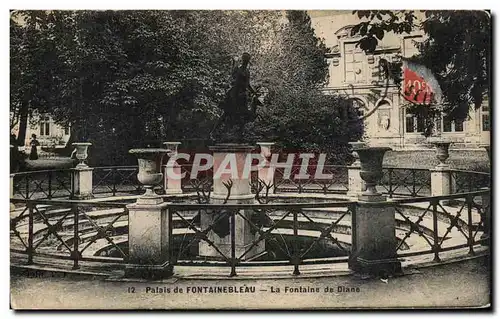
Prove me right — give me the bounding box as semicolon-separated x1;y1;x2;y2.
72;142;92;168
163;141;181;155
356;147;391;200
431;141;451;167
129;148;169;204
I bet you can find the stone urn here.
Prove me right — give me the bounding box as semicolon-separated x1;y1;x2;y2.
129;148;169;202
431;141;451;167
163;142;181;156
349;141;366;166
356;147;391;200
72;142;92;168
257;142;275;160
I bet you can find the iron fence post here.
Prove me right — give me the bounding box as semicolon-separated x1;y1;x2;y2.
432;199;441;262
230;209;237;277
466;194;475;255
47;171;53;199
27;203;34;265
293;209;300;276
72;204;80;269
25;175;30;199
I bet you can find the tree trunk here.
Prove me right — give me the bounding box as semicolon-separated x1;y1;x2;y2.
17;102;29;146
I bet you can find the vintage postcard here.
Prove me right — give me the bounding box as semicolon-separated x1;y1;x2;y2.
9;9;491;310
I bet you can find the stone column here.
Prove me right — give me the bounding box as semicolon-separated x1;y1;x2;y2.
70;143;93;200
347;142;366;198
199;144;265;261
349;147;402;276
256;142;275;192
429;141;453;202
126;148;172;278
163;142;183;195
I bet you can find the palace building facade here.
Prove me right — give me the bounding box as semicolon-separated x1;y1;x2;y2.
11;114;71;149
310;11;490;149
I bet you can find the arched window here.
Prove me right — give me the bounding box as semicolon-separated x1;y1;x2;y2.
376;99;391;108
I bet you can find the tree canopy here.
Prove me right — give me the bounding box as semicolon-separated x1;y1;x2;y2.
10;10;362;165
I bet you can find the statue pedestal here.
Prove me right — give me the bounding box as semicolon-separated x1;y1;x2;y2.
199;144;265;261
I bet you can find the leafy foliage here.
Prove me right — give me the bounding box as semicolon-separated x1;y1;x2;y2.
11;10;362;165
350;10;491;126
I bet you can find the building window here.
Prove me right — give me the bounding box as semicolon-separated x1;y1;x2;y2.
403;36;423;58
39;117;50;136
344;42;365;83
482;104;490;131
442;116;464;133
405;113;425;133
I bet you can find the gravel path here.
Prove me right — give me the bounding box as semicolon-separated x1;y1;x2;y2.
10;256;490;310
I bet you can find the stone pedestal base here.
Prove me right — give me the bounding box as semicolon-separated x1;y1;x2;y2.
199;195;265;261
200;144;266;261
349;199;401;276
163;164;183;195
430;165;453;204
71;167;94;200
125;201;173;279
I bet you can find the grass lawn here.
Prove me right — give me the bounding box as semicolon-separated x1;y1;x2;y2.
23;157;75;171
384;149;490;171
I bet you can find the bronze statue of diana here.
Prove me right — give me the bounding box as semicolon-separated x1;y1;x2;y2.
210;52;263;141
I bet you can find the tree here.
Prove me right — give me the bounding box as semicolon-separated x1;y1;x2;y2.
10;11;59;144
350;10;491;128
10;10;362;165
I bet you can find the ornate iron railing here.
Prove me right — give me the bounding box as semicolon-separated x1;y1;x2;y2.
10;188;489;276
12;169;73;200
393;190;489;260
11;165;491;202
273;165;349;194
380;167;432;198
10;198;129;269
92;166;145;196
450;169;491;194
168;200;354;276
